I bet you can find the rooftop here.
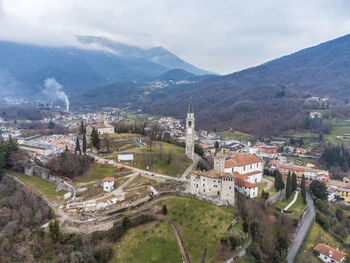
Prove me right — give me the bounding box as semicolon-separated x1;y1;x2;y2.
103;177;115;182
191;170;233;179
313;243;347;261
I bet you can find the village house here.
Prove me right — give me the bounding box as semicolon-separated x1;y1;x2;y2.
86;124;114;136
189;170;235;205
313;243;347;263
220;142;245;155
278;164;330;187
103;177;115;192
250;144;278;158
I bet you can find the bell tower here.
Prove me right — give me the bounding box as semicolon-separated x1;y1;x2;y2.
185;98;195;160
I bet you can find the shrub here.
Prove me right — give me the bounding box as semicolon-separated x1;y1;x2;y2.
94;247;113;263
162;205;168;215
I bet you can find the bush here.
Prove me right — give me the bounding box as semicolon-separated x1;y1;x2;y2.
94;247;113;263
162;205;168;215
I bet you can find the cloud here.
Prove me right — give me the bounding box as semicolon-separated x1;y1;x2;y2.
0;0;350;74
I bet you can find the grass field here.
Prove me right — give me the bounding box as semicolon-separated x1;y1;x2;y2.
113;221;182;263
157;197;245;263
100;141;192;177
220;131;251;141
74;163;131;183
325;126;350;146
295;222;344;263
12;173;65;202
275;192;307;219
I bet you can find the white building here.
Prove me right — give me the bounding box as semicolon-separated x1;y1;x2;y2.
118;153;134;162
214;153;263;184
86;124;114;136
234;177;258;198
189;170;235;206
103;177;115;192
313;243;347;263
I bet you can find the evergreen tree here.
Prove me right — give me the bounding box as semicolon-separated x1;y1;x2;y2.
292;172;297;192
48;120;55;129
274;170;284;191
80;121;85;134
301;174;306;204
65;145;68;152
75;137;81;154
82;134;87;154
91;128;100;150
286;172;292;199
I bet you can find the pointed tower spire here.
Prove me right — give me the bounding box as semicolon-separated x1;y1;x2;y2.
188;97;193;114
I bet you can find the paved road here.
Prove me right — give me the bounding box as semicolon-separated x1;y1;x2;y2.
287;192;315;263
181;154;200;180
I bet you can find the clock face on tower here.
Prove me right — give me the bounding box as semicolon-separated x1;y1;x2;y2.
188;128;192;135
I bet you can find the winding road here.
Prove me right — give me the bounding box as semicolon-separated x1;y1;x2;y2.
287;192;315;263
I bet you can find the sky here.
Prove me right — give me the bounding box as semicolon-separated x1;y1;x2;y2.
1;0;350;74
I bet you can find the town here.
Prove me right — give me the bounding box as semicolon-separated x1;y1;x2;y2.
0;97;349;263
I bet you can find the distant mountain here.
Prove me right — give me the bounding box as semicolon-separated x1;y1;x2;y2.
0;38;210;98
77;36;212;75
142;34;350;135
157;69;215;82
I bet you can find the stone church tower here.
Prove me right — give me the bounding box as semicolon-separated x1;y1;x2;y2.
185;99;195;160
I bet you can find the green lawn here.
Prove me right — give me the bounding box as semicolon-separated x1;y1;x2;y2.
73;163;131;183
325;126;350;147
220;131;251;141
12;173;65;202
100;141;192;177
295;222;344;263
157;197;245;263
113;221;182;263
275;192;307;219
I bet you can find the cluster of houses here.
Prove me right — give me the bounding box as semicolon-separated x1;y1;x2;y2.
269;158;350;203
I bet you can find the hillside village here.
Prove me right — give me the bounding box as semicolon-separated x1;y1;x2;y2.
1;98;349;263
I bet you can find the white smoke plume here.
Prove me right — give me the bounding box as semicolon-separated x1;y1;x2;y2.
43;78;70;112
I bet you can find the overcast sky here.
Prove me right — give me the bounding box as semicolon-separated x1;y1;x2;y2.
1;0;350;74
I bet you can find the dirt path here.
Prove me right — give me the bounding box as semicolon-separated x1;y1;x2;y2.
262;177;273;192
169;222;191;263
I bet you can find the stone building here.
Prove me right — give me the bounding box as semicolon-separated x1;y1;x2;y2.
189;170;235;206
86;124;114;136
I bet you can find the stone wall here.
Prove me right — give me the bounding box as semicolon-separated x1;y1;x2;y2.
24;164;75;198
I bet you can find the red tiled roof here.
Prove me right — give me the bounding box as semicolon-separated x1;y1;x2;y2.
234;178;257;189
313;243;347;261
230;154;261;166
225;159;237;168
103;177;115;182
